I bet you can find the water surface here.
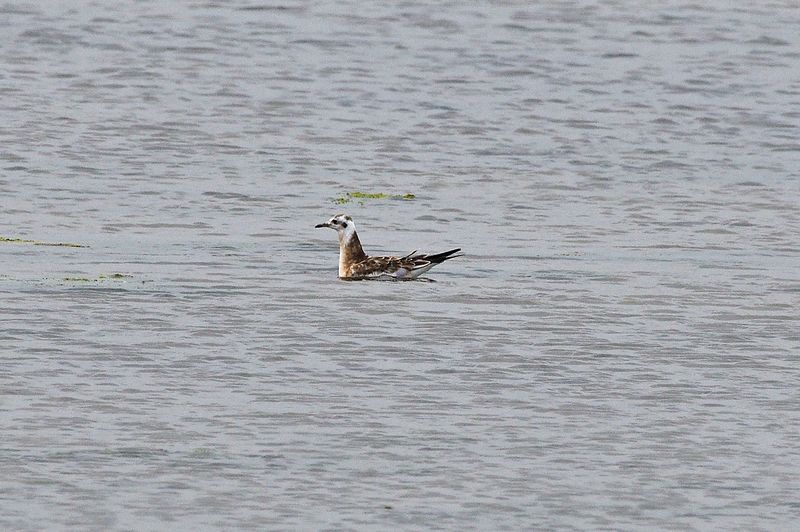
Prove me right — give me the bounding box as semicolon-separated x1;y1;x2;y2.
1;1;799;529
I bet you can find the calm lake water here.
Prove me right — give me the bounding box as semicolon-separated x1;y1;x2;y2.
2;1;799;530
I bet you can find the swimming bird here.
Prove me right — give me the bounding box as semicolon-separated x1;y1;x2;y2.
315;214;462;280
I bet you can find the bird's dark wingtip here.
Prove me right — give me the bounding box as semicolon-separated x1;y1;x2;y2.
426;248;463;263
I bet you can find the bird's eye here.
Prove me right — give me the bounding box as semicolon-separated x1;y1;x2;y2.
341;222;348;228
331;219;339;225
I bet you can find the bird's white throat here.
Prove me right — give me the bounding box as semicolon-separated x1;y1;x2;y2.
337;223;357;251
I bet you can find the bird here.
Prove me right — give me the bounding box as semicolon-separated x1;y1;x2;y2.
315;214;462;280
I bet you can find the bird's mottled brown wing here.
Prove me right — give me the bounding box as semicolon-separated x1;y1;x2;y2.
346;255;422;278
344;249;461;279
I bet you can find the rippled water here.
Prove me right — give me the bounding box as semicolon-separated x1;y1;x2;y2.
2;1;799;529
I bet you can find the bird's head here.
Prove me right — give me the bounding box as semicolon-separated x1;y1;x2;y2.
315;214;355;241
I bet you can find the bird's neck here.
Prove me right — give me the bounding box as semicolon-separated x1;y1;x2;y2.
338;229;367;277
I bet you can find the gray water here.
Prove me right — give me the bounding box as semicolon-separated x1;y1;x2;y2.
2;1;799;530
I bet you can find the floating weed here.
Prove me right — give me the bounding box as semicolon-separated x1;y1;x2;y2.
0;236;88;248
332;191;416;205
98;273;134;279
189;447;215;458
61;273;134;284
347;192;390;200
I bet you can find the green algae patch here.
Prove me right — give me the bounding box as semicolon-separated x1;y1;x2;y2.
0;236;88;248
61;273;134;284
333;191;416;205
99;273;134;279
189;447;215;458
